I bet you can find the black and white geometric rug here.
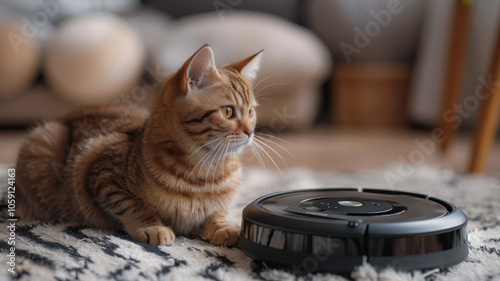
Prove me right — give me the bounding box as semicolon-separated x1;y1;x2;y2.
1;164;499;281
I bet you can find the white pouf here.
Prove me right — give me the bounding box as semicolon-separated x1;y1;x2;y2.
154;12;331;130
0;21;40;100
44;13;146;106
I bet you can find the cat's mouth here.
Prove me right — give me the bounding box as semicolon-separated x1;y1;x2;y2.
229;135;253;154
200;134;253;155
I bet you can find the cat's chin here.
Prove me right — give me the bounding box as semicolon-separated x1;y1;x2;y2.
230;139;252;155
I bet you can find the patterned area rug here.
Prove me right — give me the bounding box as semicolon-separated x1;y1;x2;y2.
0;164;499;281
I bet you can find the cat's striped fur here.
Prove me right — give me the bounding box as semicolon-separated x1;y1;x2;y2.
16;45;263;245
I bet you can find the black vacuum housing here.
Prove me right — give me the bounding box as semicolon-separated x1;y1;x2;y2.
239;188;468;273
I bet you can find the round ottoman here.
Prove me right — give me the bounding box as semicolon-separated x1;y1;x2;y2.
44;13;146;105
0;21;40;100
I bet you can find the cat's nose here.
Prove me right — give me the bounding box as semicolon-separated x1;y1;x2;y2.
244;130;254;138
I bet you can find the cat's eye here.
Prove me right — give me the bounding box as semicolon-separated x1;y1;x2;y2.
249;107;256;117
222;106;233;119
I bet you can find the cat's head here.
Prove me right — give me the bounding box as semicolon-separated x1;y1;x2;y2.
164;45;263;155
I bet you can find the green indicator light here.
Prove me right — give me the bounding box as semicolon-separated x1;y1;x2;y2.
338;201;363;207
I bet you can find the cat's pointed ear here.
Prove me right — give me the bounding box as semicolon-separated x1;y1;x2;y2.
181;44;219;92
226;50;263;84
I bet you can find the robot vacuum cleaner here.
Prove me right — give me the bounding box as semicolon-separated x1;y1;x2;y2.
239;188;468;273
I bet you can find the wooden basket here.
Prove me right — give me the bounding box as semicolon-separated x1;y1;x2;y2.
332;63;411;127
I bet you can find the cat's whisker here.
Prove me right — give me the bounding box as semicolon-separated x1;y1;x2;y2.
253;141;284;177
205;137;227;188
255;97;278;104
188;146;215;181
206;139;225;174
255;90;281;104
253;82;293;97
252;71;289;91
221;142;228;187
185;138;203;156
248;143;261;170
196;140;222;168
254;134;294;158
253;138;289;170
189;137;226;182
223;139;232;173
255;91;280;99
220;139;233;187
256;133;294;145
229;139;234;165
188;138;224;180
212;139;230;188
212;139;230;187
252;143;267;172
249;143;266;173
230;139;239;173
189;136;224;158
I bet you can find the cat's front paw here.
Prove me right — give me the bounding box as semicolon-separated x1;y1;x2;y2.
209;226;240;246
132;225;175;245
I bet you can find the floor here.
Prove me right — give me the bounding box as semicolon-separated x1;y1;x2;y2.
1;127;499;177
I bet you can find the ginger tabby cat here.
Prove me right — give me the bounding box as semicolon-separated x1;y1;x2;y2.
16;45;263;246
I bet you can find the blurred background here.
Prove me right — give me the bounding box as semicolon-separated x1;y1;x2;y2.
0;0;499;176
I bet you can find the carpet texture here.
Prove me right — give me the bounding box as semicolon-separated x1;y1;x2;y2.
0;164;499;281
